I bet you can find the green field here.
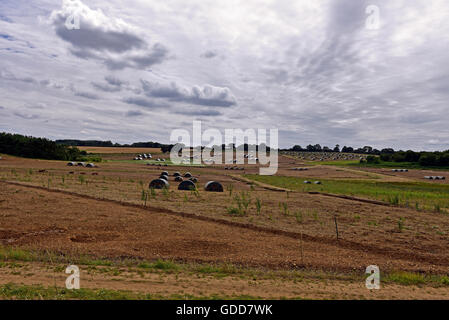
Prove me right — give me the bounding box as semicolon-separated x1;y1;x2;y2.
316;160;449;171
245;174;449;212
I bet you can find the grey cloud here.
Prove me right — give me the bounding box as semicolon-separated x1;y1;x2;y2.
53;17;144;54
91;82;121;92
105;75;128;87
40;79;65;89
0;70;65;91
74;90;99;100
327;0;369;35
0;69;37;84
3;0;449;151
125;110;144;117
50;0;169;70
103;43;168;70
25;103;46;110
0;33;14;41
0;15;13;23
200;50;218;59
174;109;222;117
262;68;289;83
13;112;40;120
141;80;236;107
123;97;170;109
92;75;131;92
69;83;100;100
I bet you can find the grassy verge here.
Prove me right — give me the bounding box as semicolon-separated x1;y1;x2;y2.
383;272;449;286
244;174;449;212
0;246;356;282
0;283;262;300
2;246;449;288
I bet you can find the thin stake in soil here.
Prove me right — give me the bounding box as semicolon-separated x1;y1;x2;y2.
334;215;339;241
299;229;304;264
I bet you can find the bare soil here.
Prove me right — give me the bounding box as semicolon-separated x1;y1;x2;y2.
1;182;449;274
2;155;449;299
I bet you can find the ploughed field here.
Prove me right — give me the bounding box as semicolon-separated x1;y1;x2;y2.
2;150;449;299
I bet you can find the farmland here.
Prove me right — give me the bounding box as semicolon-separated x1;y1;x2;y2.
246;175;449;212
77;146;162;155
2;149;449;299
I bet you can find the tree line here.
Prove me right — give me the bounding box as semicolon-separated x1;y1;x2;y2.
0;133;85;161
283;143;449;167
56;139;174;153
4;133;448;167
378;150;449;166
283;144;384;154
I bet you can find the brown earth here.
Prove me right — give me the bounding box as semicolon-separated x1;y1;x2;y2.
3;156;449;273
1;181;449;274
2;155;449;299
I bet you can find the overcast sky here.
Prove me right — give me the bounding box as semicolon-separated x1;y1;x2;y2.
0;0;448;150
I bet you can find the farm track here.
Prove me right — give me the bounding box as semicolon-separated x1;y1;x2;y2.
1;261;449;299
229;175;291;192
2;180;449;272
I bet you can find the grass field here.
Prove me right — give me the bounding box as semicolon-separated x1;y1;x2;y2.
245;174;449;212
317;159;449;171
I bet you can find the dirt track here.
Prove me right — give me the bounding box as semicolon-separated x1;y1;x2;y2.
1;261;449;300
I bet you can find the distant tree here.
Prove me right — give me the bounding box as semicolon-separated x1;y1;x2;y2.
333;144;340;153
419;153;437;166
56;140;113;147
160;144;175;153
404;150;420;162
366;155;380;164
381;148;395;154
363;146;373;154
341;146;354;153
439;153;449;166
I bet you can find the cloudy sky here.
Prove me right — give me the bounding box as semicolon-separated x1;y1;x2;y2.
0;0;448;150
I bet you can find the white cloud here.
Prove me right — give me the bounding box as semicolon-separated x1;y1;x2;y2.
140;80;236;107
